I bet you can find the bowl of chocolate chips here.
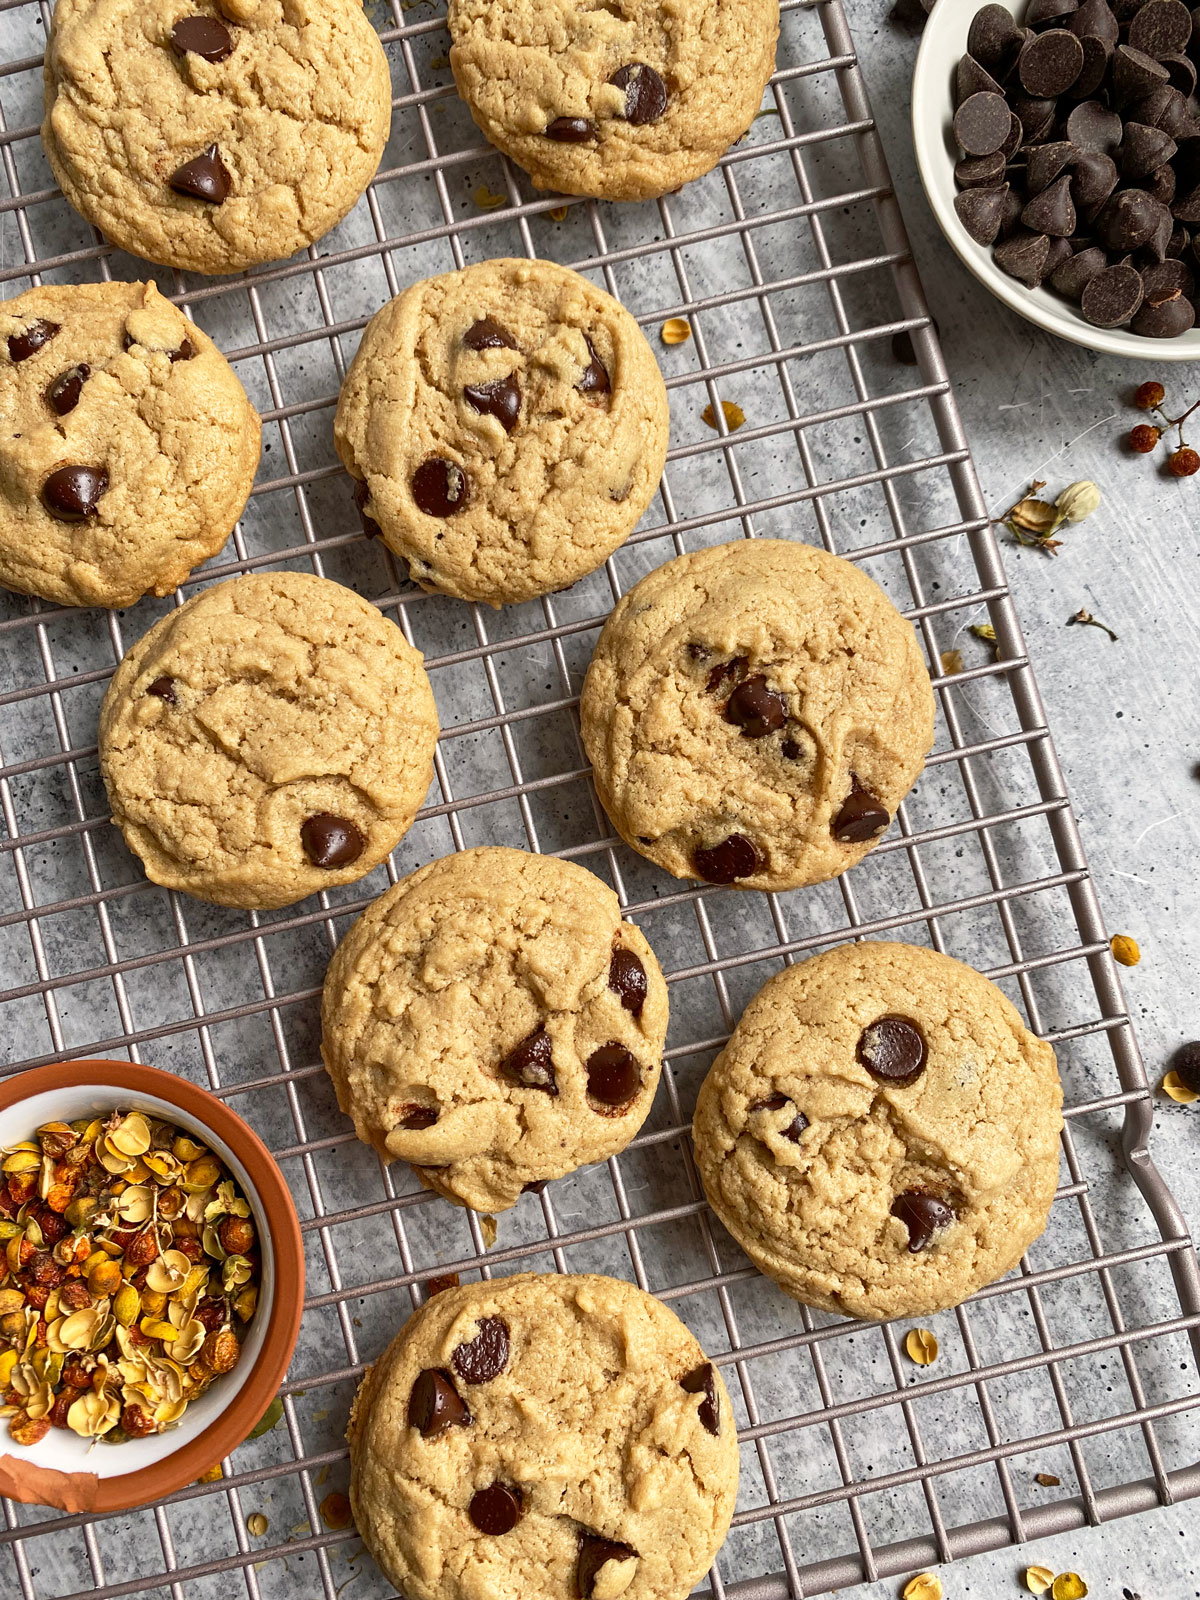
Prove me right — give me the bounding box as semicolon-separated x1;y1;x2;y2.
0;1059;303;1512
914;0;1200;355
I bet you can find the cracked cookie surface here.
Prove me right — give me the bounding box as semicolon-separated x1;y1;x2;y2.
333;257;669;607
99;571;438;909
448;0;780;201
322;847;669;1212
693;941;1063;1319
579;539;936;892
42;0;391;274
348;1272;739;1600
0;281;260;608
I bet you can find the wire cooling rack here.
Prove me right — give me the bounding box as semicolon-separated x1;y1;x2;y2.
1;1;1199;1595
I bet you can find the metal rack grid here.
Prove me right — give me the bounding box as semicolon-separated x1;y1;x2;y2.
0;0;1198;1595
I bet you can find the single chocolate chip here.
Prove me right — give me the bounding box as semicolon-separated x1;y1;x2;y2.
169;144;231;203
968;3;1025;69
1019;28;1085;95
586;1043;641;1106
1069;151;1119;211
469;1483;522;1536
891;1191;955;1252
953;90;1014;154
170;336;195;363
1028;0;1080;27
955;149;1007;187
171;15;234;61
1170;1041;1200;1092
399;1104;438;1130
463;317;517;351
610;62;668;124
750;1092;789;1112
7;318;59;363
608;947;647;1016
832;778;890;843
578;335;610;396
300;813;365;869
1167;222;1191;255
1049;242;1108;297
724;674;787;737
1131;288;1196;331
1021;172;1077;234
1013;94;1058;143
693;834;762;883
956;53;1005;104
1130;0;1193;57
146;675;177;704
464;375;521;432
998;185;1026;236
705;655;747;694
1043;235;1074;278
45;363;90;416
578;1535;637;1600
453;1316;510;1384
547;116;598;142
1072;33;1112;96
1066;98;1124;151
352;478;381;539
41;465;107;521
1147;200;1176;258
1149;160;1179;204
413;457;470;516
1095;187;1164;249
1131;82;1188;134
857;1015;928;1085
1162;49;1198;94
1025;140;1074;194
408;1368;470;1436
1068;0;1120;47
499;1028;557;1094
680;1362;720;1435
955;183;1011;245
1144;255;1196;297
1122;119;1179;176
1000;110;1024;160
1113;43;1171;103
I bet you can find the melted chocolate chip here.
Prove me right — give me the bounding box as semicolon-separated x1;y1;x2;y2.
463;318;517;351
522;1179;548;1195
352;478;381;539
781;738;801;760
398;1105;437;1130
749;1094;806;1141
578;336;610;397
169;144;232;204
408;1368;470;1436
724;675;787;738
170;337;195;363
300;814;365;870
680;1362;720;1435
413;457;470;517
857;1015;927;1086
704;656;748;694
464;375;521;432
578;1534;638;1600
469;1483;522;1536
891;1190;955;1252
452;1316;511;1384
751;1092;788;1112
41;465;107;521
608;947;647;1016
547;116;598;142
832;778;890;843
499;1027;557;1094
46;363;90;416
171;15;234;61
146;676;177;705
610;62;669;124
8;319;59;363
693;834;762;884
586;1043;641;1107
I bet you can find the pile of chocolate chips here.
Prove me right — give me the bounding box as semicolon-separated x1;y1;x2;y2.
951;0;1200;335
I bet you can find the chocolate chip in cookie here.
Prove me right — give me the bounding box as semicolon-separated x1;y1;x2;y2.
857;1015;927;1085
578;336;611;398
170;15;235;62
407;1367;471;1437
608;947;647;1016
462;318;517;351
749;1093;807;1141
680;1361;720;1435
832;776;890;842
398;1104;437;1130
585;1043;641;1108
412;457;470;517
46;363;89;416
891;1190;955;1252
300;814;366;870
169;144;232;204
41;465;107;522
146;676;177;704
352;478;381;539
8;319;60;363
464;376;521;433
609;63;669;125
547;116;599;142
499;1028;557;1094
468;1483;522;1535
704;655;747;694
452;1316;510;1384
578;1533;638;1600
171;337;196;363
724;675;787;738
693;833;762;884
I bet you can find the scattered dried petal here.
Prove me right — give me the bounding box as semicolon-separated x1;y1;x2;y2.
320;1491;353;1530
940;649;963;676
247;1395;284;1440
1111;934;1140;967
1054;481;1102;523
473;184;506;211
1009;497;1060;534
1025;1569;1055;1596
197;1463;224;1483
1162;1070;1199;1104
247;1512;269;1537
1066;609;1118;642
970;622;997;646
480;1214;498;1249
905;1328;939;1365
902;1576;943;1600
701;399;745;432
547;204;569;221
661;317;692;346
1034;1472;1062;1487
1051;1577;1088;1600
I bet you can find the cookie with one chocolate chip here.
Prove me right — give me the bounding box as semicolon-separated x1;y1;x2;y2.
693;941;1063;1319
579;539;936;892
0;281;259;608
99;572;438;909
348;1273;739;1600
448;0;780;201
42;0;391;275
321;847;668;1212
334;258;669;606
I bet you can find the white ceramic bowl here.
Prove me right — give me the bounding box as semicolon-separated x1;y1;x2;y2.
912;0;1200;360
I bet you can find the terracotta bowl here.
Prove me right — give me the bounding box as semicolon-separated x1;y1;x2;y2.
0;1060;304;1513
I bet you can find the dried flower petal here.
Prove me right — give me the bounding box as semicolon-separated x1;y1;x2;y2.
1025;1569;1055;1596
1111;935;1140;967
108;1114;151;1158
1051;1577;1088;1600
473;184;506;210
702;399;745;432
970;622;996;645
1163;1069;1199;1104
661;318;692;346
1055;480;1101;523
1034;1472;1061;1487
248;1512;269;1537
320;1491;353;1530
940;649;963;676
172;1136;206;1163
547;205;569;221
197;1462;223;1483
1009;497;1060;534
905;1328;938;1365
902;1576;943;1600
146;1249;191;1295
248;1395;284;1440
116;1184;154;1224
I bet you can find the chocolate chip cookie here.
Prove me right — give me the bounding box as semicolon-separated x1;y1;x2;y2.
349;1273;739;1600
448;0;780;201
0;281;260;608
42;0;392;275
334;258;669;607
99;572;439;909
579;539;936;892
321;847;669;1212
693;941;1063;1319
